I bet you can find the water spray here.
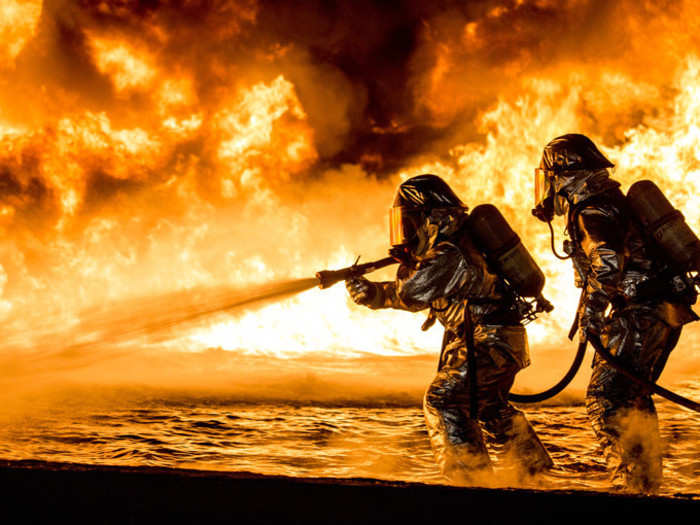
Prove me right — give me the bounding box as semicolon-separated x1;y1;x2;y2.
21;257;399;360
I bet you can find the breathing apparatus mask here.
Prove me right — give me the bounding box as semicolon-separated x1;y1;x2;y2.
533;168;592;221
389;174;466;261
532;134;615;223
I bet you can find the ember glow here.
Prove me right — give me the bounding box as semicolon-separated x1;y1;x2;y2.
1;0;699;366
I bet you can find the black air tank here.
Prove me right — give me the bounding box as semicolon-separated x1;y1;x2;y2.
468;204;545;298
627;180;700;272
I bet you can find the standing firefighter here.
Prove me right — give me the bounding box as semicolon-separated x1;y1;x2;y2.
532;134;698;492
346;174;553;484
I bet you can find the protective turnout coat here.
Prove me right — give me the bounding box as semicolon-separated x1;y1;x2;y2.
363;213;552;482
564;171;696;492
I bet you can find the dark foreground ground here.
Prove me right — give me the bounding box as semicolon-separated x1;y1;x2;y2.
1;459;697;524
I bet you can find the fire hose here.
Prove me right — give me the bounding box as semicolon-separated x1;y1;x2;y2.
508;339;587;403
511;334;700;411
586;333;700;412
508;285;588;403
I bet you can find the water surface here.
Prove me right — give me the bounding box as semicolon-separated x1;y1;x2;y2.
2;381;698;496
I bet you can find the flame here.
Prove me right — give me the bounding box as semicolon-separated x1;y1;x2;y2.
89;35;157;92
1;2;700;368
0;0;42;67
215;75;316;197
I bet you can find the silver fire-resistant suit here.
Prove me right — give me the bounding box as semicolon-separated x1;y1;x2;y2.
347;211;553;483
560;170;696;492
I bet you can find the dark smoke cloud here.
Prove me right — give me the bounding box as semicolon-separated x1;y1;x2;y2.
6;0;692;184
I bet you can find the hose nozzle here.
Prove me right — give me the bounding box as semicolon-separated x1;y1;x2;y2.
315;256;398;289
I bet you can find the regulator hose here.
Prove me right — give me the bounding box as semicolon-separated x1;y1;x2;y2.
587;334;700;413
508;339;588;403
547;220;571;260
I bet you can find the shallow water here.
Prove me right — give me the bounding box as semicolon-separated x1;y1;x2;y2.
2;381;698;496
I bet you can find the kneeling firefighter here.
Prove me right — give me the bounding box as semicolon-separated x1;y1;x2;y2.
532;134;699;492
346;174;553;484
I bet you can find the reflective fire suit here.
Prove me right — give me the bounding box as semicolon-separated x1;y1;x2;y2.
564;172;697;492
350;216;553;483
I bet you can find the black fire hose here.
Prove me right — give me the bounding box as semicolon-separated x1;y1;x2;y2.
586;334;700;413
508;287;588;403
508;339;588;403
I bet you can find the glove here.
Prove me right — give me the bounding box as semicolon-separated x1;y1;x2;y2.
345;277;377;306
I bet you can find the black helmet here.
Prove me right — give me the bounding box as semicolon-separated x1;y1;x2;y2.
533;134;614;222
540;134;614;172
389;174;465;247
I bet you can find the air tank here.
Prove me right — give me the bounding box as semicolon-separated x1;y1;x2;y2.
468;204;545;298
627;180;700;272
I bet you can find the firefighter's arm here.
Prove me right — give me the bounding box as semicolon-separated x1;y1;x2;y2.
344;276;411;310
347;242;477;312
577;206;625;334
396;242;477;310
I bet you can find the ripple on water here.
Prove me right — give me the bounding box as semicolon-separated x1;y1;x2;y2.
1;393;698;496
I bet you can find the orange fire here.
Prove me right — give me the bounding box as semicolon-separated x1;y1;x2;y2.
0;0;42;67
1;1;699;364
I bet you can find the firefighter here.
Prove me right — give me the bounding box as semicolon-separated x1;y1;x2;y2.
532;134;697;492
346;174;553;484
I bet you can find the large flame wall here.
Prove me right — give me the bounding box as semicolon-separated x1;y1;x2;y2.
1;1;700;361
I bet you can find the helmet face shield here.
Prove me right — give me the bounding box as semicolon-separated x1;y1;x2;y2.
534;168;550;210
532;168;555;222
389;206;421;247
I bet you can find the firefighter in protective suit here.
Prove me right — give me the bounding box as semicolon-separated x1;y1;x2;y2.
346;174;553;484
532;134;697;492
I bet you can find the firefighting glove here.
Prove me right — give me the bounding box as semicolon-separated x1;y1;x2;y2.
346;276;377;306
